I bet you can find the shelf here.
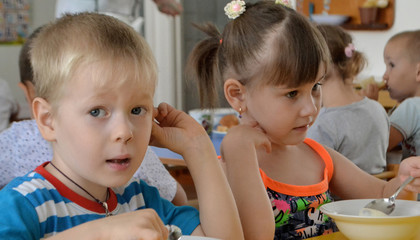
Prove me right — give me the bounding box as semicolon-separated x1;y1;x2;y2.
297;0;395;31
341;23;389;31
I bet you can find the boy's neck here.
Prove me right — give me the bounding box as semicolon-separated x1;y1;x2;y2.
45;162;109;202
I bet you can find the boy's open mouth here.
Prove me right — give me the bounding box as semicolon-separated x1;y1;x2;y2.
106;158;130;164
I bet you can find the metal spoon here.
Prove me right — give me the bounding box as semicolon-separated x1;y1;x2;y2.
166;225;182;240
361;176;415;216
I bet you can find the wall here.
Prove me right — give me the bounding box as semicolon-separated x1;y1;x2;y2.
181;0;233;112
144;0;182;110
351;0;420;81
1;1;419;116
181;0;420;111
0;0;56;119
0;0;181;117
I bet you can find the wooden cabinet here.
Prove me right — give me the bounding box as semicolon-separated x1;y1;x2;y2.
297;0;395;30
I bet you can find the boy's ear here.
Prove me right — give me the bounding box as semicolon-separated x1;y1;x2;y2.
224;78;246;111
32;97;56;141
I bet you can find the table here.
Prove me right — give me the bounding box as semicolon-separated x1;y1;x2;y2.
308;231;420;240
151;133;223;161
308;232;348;240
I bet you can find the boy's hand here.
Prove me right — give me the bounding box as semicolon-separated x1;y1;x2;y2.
51;209;168;240
100;209;168;239
398;156;420;193
150;102;211;156
360;82;380;101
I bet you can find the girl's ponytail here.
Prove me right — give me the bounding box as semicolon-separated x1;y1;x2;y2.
186;22;222;108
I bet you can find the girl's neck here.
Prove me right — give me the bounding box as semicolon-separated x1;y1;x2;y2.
256;142;324;186
257;142;301;166
322;76;363;108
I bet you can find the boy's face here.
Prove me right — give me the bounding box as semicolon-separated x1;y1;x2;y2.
49;61;154;189
383;38;419;102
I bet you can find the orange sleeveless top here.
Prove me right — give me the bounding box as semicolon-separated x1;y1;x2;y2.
259;138;334;196
259;138;337;239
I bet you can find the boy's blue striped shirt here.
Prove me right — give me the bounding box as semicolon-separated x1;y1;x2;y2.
0;162;200;239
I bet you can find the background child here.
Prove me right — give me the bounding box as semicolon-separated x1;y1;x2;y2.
0;26;188;207
307;24;390;175
0;12;242;239
186;1;420;239
0;78;19;132
383;30;420;159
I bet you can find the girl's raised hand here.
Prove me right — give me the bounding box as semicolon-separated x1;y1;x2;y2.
221;123;271;162
219;123;275;240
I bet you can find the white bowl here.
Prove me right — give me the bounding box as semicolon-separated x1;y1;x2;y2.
311;14;350;25
320;199;420;240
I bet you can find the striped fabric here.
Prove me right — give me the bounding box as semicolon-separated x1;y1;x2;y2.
0;162;200;239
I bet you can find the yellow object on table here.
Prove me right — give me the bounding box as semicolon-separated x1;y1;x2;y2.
309;230;420;239
308;232;348;240
378;90;398;110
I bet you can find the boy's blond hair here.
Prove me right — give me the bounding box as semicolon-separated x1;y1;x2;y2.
388;30;420;63
30;12;157;110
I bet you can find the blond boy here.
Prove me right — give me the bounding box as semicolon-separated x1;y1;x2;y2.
0;12;242;239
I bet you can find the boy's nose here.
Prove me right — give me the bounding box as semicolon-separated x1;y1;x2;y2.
113;117;133;143
116;130;133;143
383;72;389;82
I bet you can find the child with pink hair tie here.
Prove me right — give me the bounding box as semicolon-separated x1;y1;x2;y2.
187;1;420;239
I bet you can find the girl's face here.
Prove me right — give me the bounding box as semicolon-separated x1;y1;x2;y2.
48;61;154;193
242;66;325;147
383;38;418;102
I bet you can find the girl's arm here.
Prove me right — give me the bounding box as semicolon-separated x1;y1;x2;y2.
327;147;420;200
150;103;243;240
388;126;404;152
171;182;188;206
220;125;275;240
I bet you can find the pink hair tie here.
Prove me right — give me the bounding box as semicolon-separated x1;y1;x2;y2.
345;43;355;58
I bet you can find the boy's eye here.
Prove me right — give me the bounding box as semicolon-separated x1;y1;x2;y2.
131;107;145;115
90;108;106;117
286;90;298;98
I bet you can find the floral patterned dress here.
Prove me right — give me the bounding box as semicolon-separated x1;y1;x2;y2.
260;138;338;239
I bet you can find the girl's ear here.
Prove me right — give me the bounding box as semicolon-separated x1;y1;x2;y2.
224;78;246;112
32;97;56;142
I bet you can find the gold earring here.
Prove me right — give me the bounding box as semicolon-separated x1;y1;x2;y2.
238;107;242;118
